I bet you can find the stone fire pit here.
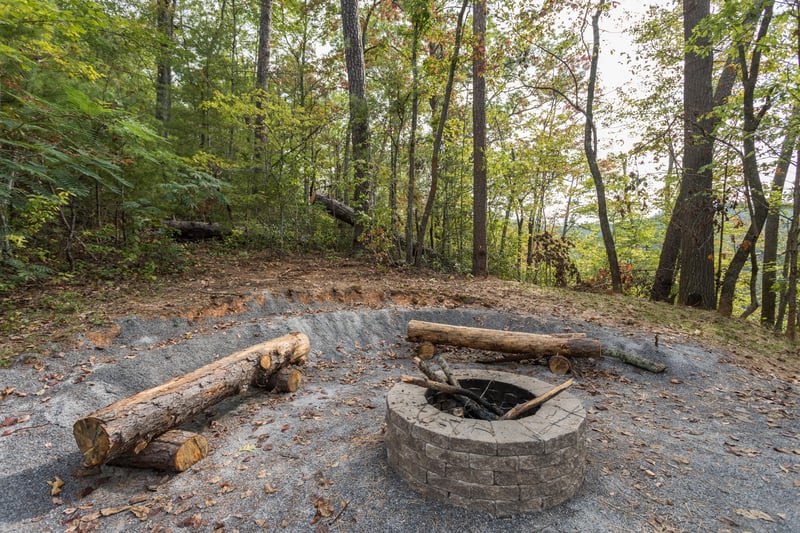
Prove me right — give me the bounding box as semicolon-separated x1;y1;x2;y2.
385;369;586;516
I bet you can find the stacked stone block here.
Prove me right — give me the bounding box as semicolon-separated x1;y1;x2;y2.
385;369;586;516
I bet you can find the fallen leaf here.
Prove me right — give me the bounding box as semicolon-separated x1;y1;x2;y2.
311;496;334;524
238;443;256;452
47;476;64;496
735;508;775;522
177;512;202;528
264;483;278;494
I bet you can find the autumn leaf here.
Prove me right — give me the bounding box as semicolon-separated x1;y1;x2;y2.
47;476;64;496
311;496;334;524
264;483;278;494
238;443;256;452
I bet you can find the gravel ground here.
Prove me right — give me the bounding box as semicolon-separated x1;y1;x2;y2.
1;293;798;533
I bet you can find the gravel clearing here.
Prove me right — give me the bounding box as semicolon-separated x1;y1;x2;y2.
1;292;798;533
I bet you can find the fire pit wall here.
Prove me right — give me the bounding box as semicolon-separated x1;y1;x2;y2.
385;369;586;516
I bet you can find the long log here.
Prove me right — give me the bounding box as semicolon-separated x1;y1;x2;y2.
406;320;602;359
161;220;231;241
310;192;357;226
109;430;208;472
73;332;310;467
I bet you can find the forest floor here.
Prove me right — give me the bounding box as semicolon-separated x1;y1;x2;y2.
0;246;799;532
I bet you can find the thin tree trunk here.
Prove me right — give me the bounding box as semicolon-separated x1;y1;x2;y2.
717;2;774;316
584;1;622;293
472;0;488;277
785;150;800;340
155;0;174;135
415;0;469;266
760;106;798;325
406;24;419;264
254;0;272;175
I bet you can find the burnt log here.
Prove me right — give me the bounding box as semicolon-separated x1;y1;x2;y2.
407;320;602;359
162;220;231;241
73;332;310;467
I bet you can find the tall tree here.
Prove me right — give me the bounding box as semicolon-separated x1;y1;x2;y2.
717;1;775;316
340;0;372;250
404;0;427;264
155;0;175;134
254;0;273;169
649;4;738;304
675;0;716;308
584;0;622;293
759;106;798;325
472;0;488;277
415;0;469;266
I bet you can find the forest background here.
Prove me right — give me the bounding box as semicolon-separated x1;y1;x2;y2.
1;0;798;338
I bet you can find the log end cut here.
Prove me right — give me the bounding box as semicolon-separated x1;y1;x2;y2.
73;417;111;467
268;367;302;393
171;432;209;472
109;430;209;472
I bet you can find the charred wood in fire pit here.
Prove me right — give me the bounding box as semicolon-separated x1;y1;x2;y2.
400;375;501;420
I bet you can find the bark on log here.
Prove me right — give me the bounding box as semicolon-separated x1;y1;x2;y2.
407;320;602;359
501;378;575;421
267;367;302;393
73;332;310;467
109;430;208;472
161;220;231;241
310;192;357;226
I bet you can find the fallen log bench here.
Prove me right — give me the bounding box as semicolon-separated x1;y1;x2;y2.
406;320;666;373
406;320;602;360
73;332;310;468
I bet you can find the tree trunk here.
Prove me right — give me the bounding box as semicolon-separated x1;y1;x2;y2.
472;0;488;277
254;0;272;160
406;320;601;358
717;2;775;316
340;0;371;251
584;0;622;294
760;107;797;325
676;0;716;309
405;21;420;264
155;0;174;134
415;0;469;266
785;150;800;340
109;430;208;472
73;333;310;467
650;42;738;304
